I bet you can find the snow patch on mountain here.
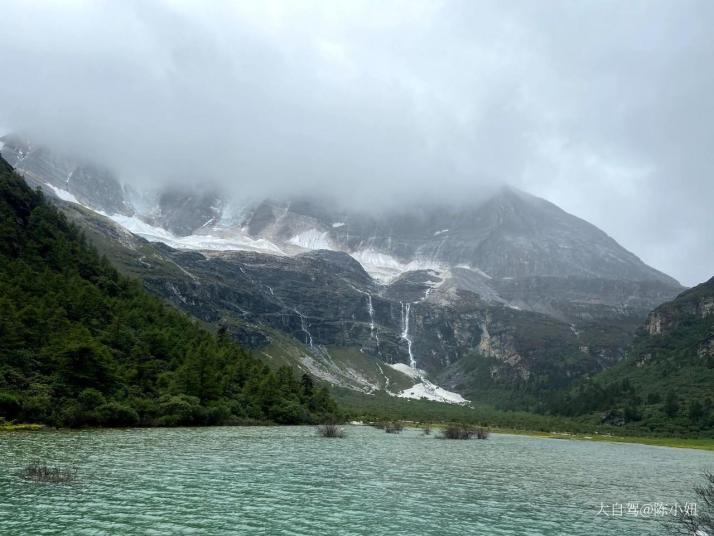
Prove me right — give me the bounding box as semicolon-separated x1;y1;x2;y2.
108;214;285;255
36;178;487;293
288;229;333;250
387;362;421;380
396;380;468;404
387;363;468;404
350;248;446;284
331;222;345;228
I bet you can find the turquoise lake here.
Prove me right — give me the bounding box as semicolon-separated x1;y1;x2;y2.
0;426;710;535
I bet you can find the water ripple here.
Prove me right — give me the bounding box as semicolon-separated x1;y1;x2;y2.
0;427;710;535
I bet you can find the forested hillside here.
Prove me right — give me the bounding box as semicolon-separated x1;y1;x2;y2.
553;278;714;435
0;157;337;427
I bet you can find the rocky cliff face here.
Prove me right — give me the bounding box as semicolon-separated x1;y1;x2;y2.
644;278;714;338
639;278;714;373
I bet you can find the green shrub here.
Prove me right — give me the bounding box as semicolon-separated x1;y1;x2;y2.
205;403;232;425
0;392;21;419
97;402;139;426
78;388;106;410
269;400;311;425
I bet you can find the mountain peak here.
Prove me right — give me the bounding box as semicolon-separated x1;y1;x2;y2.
0;137;681;290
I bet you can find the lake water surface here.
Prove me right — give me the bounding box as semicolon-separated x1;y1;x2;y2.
0;426;711;535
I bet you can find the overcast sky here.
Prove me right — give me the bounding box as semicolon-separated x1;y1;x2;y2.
0;0;712;285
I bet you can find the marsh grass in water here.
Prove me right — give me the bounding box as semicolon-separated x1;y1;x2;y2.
316;423;346;438
441;425;490;440
20;460;77;483
383;421;404;434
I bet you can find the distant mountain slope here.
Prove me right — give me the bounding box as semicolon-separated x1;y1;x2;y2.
242;188;678;285
59;195;657;411
0;157;337;427
555;277;714;434
0;137;686;411
0;136;682;323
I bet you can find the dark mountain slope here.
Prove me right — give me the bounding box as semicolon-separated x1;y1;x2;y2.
0;157;337;427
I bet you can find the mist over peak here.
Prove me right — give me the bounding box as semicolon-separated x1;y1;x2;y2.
1;1;713;284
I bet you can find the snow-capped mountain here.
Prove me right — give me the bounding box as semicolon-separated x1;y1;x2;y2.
236;193;678;285
0;136;685;405
1;135;678;306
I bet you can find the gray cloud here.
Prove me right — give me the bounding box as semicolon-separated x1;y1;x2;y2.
0;0;712;285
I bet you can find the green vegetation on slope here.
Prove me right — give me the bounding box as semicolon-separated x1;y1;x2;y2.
0;158;337;427
551;278;714;436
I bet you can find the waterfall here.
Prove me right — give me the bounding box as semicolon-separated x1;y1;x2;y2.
295;309;314;348
366;294;379;344
351;286;379;344
393;301;468;404
400;302;416;369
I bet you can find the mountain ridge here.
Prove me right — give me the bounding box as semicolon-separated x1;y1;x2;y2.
0;135;682;292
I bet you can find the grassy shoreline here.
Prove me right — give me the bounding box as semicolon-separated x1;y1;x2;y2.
0;423;45;432
489;428;714;452
397;421;714;452
3;420;713;452
336;390;714;452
